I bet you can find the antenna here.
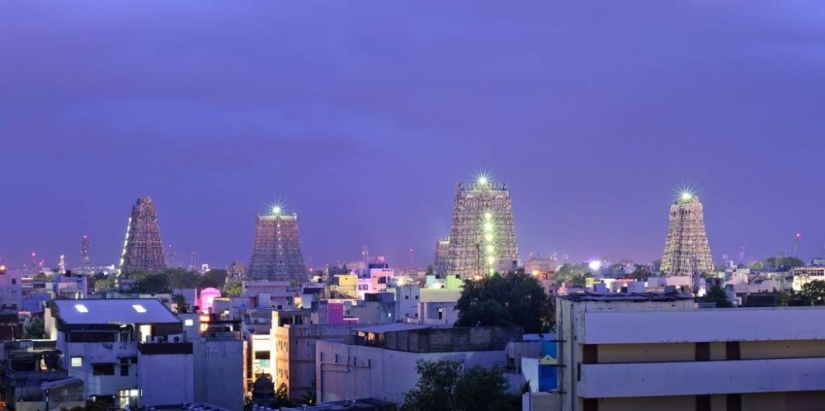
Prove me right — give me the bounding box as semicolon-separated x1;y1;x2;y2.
81;235;90;268
409;247;414;269
795;233;802;258
738;246;745;267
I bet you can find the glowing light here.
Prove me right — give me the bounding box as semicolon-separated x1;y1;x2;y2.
478;176;488;185
484;233;493;241
486;245;494;253
484;222;493;232
484;212;492;220
75;304;89;313
397;277;405;287
588;261;602;271
272;206;282;215
680;191;693;201
487;256;495;265
132;304;147;313
532;270;540;276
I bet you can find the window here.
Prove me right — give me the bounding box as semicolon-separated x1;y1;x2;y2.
120;365;129;376
695;342;710;361
92;363;115;376
71;357;83;367
184;319;194;326
11;278;16;285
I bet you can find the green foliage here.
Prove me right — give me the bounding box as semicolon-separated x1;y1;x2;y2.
172;294;191;313
274;382;294;407
401;360;518;411
800;280;825;306
764;256;805;271
704;285;733;308
24;316;45;339
33;272;51;281
455;272;554;333
224;280;244;297
555;263;591;286
84;400;107;411
201;269;228;289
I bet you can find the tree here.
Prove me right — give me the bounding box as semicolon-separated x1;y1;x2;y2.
455;272;554;333
224;280;244;297
24;316;45;339
200;269;228;289
704;285;732;308
800;280;825;306
134;273;170;294
401;360;518;411
274;382;294;407
555;263;591;286
172;294;191;313
764;256;805;271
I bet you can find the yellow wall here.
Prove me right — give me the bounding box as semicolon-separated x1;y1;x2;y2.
597;343;695;363
741;340;825;360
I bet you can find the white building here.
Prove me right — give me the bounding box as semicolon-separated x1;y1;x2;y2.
557;292;825;411
0;266;23;309
316;324;521;404
791;266;825;291
45;299;193;408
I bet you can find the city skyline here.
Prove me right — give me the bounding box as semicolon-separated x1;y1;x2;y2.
2;2;825;268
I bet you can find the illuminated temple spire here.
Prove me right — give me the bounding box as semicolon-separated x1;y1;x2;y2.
120;197;167;275
248;204;306;281
661;190;714;276
446;174;519;278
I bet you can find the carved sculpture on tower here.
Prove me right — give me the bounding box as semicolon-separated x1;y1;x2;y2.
661;191;714;276
120;197;167;275
248;205;306;281
446;175;519;279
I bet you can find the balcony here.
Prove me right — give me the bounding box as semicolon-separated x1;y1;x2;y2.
577;358;825;398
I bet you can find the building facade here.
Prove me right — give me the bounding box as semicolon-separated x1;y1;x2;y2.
557;293;825;411
248;208;306;281
120;197;167;275
661;192;714;276
315;324;520;404
446;177;519;279
433;238;450;276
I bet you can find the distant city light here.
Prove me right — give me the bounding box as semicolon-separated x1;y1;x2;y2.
588;261;602;271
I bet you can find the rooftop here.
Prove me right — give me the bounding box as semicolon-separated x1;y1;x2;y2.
560;292;694;303
52;298;180;325
353;323;431;334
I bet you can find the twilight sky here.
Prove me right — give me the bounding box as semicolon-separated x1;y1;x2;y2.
1;2;825;270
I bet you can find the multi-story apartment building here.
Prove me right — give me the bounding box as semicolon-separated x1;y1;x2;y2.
45;299;193;408
557;292;825;411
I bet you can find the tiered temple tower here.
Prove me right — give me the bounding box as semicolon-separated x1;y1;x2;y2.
120;197;167;275
433;237;450;276
446;176;519;278
661;192;714;276
248;206;306;281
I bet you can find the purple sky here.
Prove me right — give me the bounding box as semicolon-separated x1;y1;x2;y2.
2;2;824;270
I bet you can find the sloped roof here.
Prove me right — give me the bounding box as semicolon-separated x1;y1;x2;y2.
53;298;180;325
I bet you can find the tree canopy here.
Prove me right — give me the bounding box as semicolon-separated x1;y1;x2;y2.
127;268;231;294
401;360;519;411
455;272;554;333
799;280;825;306
703;285;733;308
555;263;591;286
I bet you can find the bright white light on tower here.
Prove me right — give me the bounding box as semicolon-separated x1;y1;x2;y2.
680;191;692;201
484;222;493;232
484;212;492;220
486;245;494;253
485;233;493;242
478;176;488;185
487;256;495;265
272;206;282;214
588;261;602;271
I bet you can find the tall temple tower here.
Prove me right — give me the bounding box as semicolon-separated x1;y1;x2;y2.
661;192;714;276
120;197;167;275
446;176;519;278
433;237;450;276
248;206;306;281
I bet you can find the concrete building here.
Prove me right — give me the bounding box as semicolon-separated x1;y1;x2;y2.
791;266;825;291
45;299;193;408
0;340;85;411
0;266;23;310
271;310;357;401
316;324;521;404
178;312;244;411
557;292;825;411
